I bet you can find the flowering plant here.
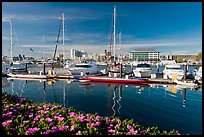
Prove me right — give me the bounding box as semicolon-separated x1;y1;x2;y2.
2;92;181;135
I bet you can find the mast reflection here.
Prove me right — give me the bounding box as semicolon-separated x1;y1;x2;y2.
110;85;123;118
182;88;186;107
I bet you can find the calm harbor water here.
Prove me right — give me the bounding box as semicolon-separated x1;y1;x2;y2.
2;74;202;135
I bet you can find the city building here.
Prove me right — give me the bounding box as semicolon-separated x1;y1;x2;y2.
160;54;197;60
129;48;160;61
70;49;87;59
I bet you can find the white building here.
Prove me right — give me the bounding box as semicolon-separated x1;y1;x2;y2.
129;48;159;61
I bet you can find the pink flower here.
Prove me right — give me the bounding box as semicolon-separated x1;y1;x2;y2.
23;120;29;124
76;130;82;135
6;111;12;116
95;122;101;126
2;114;6;118
114;124;120;129
71;120;75;125
43;104;47;108
45;117;53;123
34;115;40;121
106;117;110;123
38;110;44;113
57;117;64;122
127;125;132;129
58;126;64;131
133;130;138;135
69;112;76;117
43;130;51;135
70;125;74;131
18;125;23;128
2;122;7;127
108;129;115;134
85;118;91;122
52;127;59;133
2;120;12;127
90;123;95;128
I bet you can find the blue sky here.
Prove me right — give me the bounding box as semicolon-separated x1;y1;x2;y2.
2;2;202;58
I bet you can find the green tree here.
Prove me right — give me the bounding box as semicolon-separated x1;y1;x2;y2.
176;58;183;63
197;52;202;60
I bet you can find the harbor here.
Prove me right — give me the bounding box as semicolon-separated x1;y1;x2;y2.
2;2;202;135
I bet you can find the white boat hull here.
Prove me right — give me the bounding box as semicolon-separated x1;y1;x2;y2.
7;73;48;79
133;70;151;78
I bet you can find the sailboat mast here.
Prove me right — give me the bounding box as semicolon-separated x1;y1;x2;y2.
113;6;116;62
10;19;13;64
119;32;122;62
62;13;65;61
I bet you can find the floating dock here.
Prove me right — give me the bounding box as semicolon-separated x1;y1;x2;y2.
5;72;201;87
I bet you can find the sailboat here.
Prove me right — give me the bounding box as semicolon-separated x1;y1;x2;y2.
107;6;126;77
9;18;27;73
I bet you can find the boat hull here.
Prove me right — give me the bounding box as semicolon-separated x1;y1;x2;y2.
133;70;151;78
7;73;48;79
79;77;150;84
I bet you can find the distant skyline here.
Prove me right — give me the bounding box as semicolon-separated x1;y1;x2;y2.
2;2;202;58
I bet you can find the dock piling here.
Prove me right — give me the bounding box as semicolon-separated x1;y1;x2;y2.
43;63;46;75
184;63;187;81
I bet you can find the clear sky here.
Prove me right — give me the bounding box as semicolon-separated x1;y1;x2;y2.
2;2;202;58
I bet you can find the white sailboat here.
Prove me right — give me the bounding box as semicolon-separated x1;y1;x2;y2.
107;6;127;77
9;18;27;73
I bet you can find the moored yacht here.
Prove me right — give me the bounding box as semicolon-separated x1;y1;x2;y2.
133;63;152;78
193;66;202;81
68;59;98;75
162;64;185;80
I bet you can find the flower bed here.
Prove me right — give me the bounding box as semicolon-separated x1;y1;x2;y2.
2;92;181;135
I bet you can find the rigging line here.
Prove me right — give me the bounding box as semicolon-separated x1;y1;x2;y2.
12;22;25;61
109;10;114;54
53;15;63;63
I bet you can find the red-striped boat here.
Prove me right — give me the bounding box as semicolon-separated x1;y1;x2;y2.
79;76;150;84
80;81;150;87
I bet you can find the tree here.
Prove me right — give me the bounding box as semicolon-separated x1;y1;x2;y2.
176;58;183;63
197;52;202;60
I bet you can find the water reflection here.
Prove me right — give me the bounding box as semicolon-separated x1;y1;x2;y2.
2;77;202;135
182;88;186;107
107;85;123;118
